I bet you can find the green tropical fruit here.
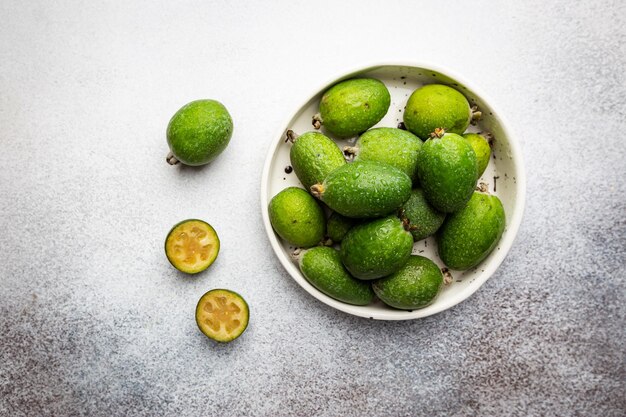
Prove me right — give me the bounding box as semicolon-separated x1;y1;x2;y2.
340;216;413;280
288;130;345;190
268;187;325;248
463;133;491;177
196;289;249;343
403;84;472;140
299;246;374;305
326;212;356;243
372;256;444;310
317;78;390;138
164;219;220;274
400;189;446;241
345;127;423;183
416;130;478;213
166;99;233;166
311;161;411;218
437;192;506;270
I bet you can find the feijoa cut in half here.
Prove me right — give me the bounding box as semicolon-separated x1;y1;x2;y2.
196;289;249;342
165;219;220;274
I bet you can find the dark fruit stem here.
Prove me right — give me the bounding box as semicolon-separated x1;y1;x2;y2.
291;248;303;261
470;105;482;125
285;129;299;143
343;146;358;161
166;151;179;165
312;113;323;130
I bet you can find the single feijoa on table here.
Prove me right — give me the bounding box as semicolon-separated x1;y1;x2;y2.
287;130;345;190
437;192;506;270
400;188;446;241
165;219;220;274
310;161;412;219
298;246;374;306
326;212;356;243
269;187;326;248
340;215;413;280
344;127;423;184
166;99;233;166
196;289;249;343
403;84;477;140
463;132;492;177
373;255;444;310
416;129;478;213
315;78;391;138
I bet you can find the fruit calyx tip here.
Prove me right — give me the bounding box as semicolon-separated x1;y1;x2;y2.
470;105;482;125
285;129;299;143
430;128;446;139
310;183;325;199
312;113;323;130
166;151;179;165
343;146;358;160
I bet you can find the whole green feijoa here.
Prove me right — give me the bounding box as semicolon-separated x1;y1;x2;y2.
269;187;325;248
463;133;491;177
317;78;391;138
299;246;374;305
416;130;478;213
345;127;423;183
326;212;355;243
166;99;233;166
437;192;506;270
373;256;444;310
401;188;446;241
288;130;346;190
340;216;413;280
403;84;473;140
311;161;412;218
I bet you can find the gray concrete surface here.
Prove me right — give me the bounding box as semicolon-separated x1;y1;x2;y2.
1;1;624;416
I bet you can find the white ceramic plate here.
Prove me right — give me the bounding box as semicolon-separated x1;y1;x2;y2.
261;63;526;320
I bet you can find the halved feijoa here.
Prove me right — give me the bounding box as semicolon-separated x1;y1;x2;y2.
165;219;220;274
196;289;249;342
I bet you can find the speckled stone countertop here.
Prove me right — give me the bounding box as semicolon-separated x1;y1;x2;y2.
1;1;624;416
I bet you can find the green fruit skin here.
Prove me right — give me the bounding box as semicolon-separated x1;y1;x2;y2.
417;133;478;213
320;78;391;138
437;192;506;270
326;212;355;243
402;188;446;241
316;161;412;218
353;128;423;183
463;133;491;177
290;132;346;190
372;256;444;310
299;246;374;305
340;216;413;280
167;99;233;166
403;84;470;140
269;187;326;248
